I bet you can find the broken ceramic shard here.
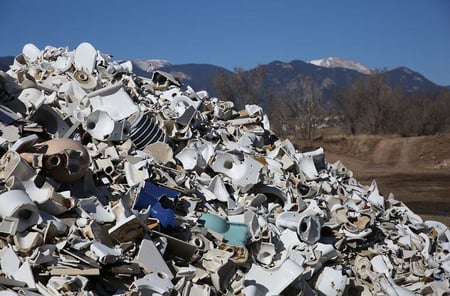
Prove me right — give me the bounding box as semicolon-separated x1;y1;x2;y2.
29;104;71;137
152;70;181;89
210;152;264;192
88;83;139;121
85;110;131;141
108;215;147;243
143;142;175;165
128;111;166;149
22;43;42;62
22;180;74;215
243;257;305;296
201;248;236;291
255;242;276;265
90;241;121;264
0;190;40;232
297;215;322;245
0;216;19;235
137;237;174;279
314;266;347;296
0;151;36;181
133;272;174;294
134;181;179;230
19;138;90;183
198;213;248;246
74;42;97;74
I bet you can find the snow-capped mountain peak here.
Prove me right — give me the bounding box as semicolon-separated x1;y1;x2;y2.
309;57;373;75
133;59;171;72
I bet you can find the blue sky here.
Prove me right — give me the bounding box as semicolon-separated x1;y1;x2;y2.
1;0;449;85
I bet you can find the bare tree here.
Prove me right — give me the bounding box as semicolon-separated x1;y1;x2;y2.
213;65;266;109
278;76;323;140
338;71;450;136
404;89;450;135
338;71;394;134
212;70;237;103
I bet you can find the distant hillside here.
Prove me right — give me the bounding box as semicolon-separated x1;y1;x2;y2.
258;60;363;109
0;56;13;72
386;67;439;92
155;60;441;110
157;63;233;97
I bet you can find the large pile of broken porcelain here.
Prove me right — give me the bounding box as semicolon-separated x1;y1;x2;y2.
0;42;448;296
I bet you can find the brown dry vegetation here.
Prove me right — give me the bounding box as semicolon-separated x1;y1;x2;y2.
293;130;450;226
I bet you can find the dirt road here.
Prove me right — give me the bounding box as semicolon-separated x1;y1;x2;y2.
297;134;450;225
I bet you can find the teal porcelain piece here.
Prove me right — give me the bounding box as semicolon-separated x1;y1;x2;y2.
198;213;248;246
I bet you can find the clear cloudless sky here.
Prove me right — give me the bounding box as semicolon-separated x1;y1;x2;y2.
1;0;449;85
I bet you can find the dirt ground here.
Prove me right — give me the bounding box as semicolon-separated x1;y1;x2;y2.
294;132;450;226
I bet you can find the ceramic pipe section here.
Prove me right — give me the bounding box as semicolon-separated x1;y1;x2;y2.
39;138;90;183
0;190;40;232
276;211;322;245
297;215;322;245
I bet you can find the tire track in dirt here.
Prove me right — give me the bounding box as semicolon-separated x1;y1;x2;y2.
370;137;422;170
314;134;450;225
371;138;397;165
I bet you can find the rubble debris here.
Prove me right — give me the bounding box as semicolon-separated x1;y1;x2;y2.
0;42;448;295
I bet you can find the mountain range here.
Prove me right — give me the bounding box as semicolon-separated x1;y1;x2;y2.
1;55;446;109
138;57;444;98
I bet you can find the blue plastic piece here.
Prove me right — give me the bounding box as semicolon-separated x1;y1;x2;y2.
135;182;180;230
198;213;248;246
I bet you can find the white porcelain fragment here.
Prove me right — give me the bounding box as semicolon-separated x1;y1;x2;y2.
0;151;36;181
13;231;43;255
143;142;175;164
88;84;139;121
243;258;305;296
201;248;236;291
133;272;174;294
84;110;130;141
256;242;276;265
182;282;212;296
137;237;174;279
314;266;347;296
22;180;74;215
22;43;41;62
275;211;321;245
0;247;21;276
0;190;40;232
210;152;264;192
13;259;36;289
74;42;97;73
176;147;199;170
170;95;200;125
90;242;121;264
370;254;393;275
0;216;19;235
